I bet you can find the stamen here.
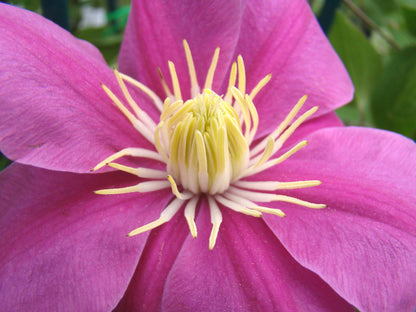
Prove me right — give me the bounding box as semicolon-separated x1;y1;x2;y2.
208;196;222;250
119;72;164;112
234;180;322;190
101;83;155;144
154;121;169;162
183;40;200;97
242;141;308;178
184;196;199;238
237;55;246;95
250;95;307;157
249;74;272;100
114;70;157;130
164;100;193;128
127;198;184;237
114;70;141;117
268;140;308;164
228;186;325;209
160;99;184;122
215;195;262;217
92;147;165;171
251;136;274;168
273;106;318;153
224;192;286;217
230;87;251;137
94;180;171;195
204;47;220;90
195;131;209;192
245;95;259;145
167;175;194;200
158;67;173;99
168;61;182;100
107;162;167;179
273;195;326;209
224;62;237;103
248;205;286;217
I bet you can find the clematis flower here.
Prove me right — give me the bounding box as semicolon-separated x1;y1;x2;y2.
1;1;416;311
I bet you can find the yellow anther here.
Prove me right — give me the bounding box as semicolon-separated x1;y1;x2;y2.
237;55;246;95
167;175;193;200
204;47;220;90
168;61;182;100
249;74;271;100
224;62;237;103
184;196;199;238
127;198;184;237
94;180;171;195
158;67;173;98
208;196;222;250
183;40;200;97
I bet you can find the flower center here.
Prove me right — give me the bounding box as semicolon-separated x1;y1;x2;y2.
156;89;248;194
93;40;326;249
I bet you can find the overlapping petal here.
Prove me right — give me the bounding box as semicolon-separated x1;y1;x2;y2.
118;0;244;100
0;163;173;311
118;0;353;141
114;212;190;312
0;4;159;173
258;127;416;311
235;0;354;138
282;112;344;148
156;204;354;311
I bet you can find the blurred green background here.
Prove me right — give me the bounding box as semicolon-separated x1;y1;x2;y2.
1;0;416;171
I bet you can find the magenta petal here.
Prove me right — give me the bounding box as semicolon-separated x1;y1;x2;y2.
118;0;244;99
159;203;353;311
236;0;353;138
0;164;173;311
0;4;158;173
261;127;416;311
283;111;343;147
114;213;190;312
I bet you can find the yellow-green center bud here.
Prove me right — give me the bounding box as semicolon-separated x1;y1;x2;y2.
156;89;249;194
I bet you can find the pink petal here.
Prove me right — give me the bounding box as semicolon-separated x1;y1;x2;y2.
235;0;354;138
114;212;190;312
259;127;416;311
0;163;173;311
0;4;159;173
118;0;244;100
158;202;353;311
283;111;343;147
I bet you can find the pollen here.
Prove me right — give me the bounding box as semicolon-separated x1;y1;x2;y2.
93;40;325;250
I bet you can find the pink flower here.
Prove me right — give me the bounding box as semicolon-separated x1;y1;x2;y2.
1;1;416;311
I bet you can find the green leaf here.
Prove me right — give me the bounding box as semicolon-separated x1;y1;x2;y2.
353;0;398;25
0;154;11;171
397;0;416;10
400;4;416;37
75;27;123;66
329;11;383;125
18;0;41;12
370;46;416;139
335;104;362;126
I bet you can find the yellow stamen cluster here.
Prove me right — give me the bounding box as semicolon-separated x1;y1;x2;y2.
93;40;325;250
155;89;249;194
